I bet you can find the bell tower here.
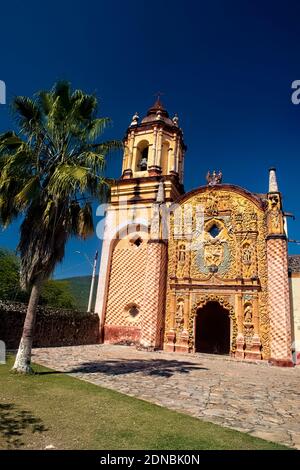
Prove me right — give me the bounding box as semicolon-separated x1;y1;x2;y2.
95;99;186;348
122;98;186;183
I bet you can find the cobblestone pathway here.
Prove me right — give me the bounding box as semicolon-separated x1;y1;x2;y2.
32;345;300;449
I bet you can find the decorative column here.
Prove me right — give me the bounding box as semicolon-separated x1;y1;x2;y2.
165;291;177;352
122;130;135;179
175;136;180;174
180;150;185;183
169;133;177;175
235;293;245;359
235;232;243;279
267;235;293;365
176;293;190;353
250;294;262;359
140;181;168;349
249;232;258;279
155;128;163;167
148;127;162;176
266;168;293;366
129;130;135;170
148;127;160;176
150;127;157;167
140;239;168;349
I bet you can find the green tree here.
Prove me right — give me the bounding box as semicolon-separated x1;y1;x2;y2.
0;248;22;300
0;247;76;308
0;81;119;373
40;280;76;309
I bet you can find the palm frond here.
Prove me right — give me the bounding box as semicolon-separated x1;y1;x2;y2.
0;132;24;151
37;91;53;116
77;151;105;172
53;80;70;100
42;199;55;227
74;94;97;121
91;140;123;153
48;164;90;196
77;202;94;239
86;117;112;140
1;145;35;177
0;193;19;227
14;176;40;210
12;97;41;134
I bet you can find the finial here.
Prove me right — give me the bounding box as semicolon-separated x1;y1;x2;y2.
206;170;222;186
172;113;179;126
154;91;164;103
269;167;279;192
130;112;139;126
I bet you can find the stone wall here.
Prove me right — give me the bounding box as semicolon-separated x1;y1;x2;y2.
0;301;99;349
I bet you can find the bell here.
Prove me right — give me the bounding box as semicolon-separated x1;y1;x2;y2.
139;157;148;171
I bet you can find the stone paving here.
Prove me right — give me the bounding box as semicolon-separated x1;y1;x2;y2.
32;344;300;449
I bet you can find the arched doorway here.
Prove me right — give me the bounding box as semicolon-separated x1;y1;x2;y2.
195;301;230;354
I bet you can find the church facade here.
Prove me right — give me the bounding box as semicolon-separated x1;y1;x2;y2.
95;99;300;367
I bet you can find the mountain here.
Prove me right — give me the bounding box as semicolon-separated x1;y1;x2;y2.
56;275;98;312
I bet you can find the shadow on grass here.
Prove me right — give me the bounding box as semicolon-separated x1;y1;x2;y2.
37;358;208;378
0;403;47;449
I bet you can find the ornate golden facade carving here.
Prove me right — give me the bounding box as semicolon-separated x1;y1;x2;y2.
243;300;254;347
166;187;270;358
267;193;284;235
175;297;185;331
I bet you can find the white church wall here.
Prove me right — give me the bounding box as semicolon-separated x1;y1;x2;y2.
290;275;300;364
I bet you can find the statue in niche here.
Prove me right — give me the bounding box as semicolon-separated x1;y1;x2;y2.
268;194;280;211
178;244;186;264
175;299;185;328
244;303;253;323
242;245;252;265
268;194;281;232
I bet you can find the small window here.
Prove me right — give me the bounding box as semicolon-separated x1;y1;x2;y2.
209;224;221;238
129;305;139;318
133;237;142;247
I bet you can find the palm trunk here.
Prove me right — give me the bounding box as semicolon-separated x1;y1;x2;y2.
12;276;43;374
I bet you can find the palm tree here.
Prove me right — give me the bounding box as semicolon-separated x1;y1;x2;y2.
0;81;120;373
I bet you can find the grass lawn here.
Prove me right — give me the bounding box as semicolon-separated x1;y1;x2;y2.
0;355;288;450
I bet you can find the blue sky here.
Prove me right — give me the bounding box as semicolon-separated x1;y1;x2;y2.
0;0;300;278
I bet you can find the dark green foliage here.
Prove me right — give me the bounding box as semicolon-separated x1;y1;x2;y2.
0;248;25;301
39;280;75;309
0;248;75;309
57;275;98;311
